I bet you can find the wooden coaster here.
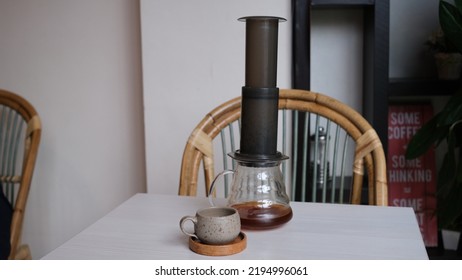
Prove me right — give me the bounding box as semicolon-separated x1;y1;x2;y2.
189;232;246;256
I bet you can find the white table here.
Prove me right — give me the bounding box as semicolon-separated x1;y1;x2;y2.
42;193;428;259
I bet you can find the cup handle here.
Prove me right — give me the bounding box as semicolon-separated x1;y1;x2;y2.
208;169;235;207
179;216;198;239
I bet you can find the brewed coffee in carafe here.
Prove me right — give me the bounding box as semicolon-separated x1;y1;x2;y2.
227;160;292;230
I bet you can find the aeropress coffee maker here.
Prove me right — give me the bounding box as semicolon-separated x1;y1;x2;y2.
209;16;293;230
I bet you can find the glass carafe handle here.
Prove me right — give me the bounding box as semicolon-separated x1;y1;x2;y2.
208;170;235;207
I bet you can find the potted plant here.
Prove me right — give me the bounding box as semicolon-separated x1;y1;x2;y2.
426;3;462;80
406;0;462;252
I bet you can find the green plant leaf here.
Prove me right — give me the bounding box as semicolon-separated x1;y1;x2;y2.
455;0;462;15
438;181;462;230
449;120;462;184
437;131;457;197
437;89;462;126
435;119;462;230
405;115;443;159
440;0;462;53
436;158;455;199
457;151;462;184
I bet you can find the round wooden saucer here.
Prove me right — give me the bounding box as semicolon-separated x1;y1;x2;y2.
189;232;246;256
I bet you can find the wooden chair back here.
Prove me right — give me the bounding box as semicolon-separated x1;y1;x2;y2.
179;89;387;206
0;89;41;259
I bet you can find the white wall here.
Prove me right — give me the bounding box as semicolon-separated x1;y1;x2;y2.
0;0;146;259
141;0;292;195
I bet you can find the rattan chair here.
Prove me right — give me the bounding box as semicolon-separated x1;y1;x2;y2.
0;89;41;260
179;89;387;206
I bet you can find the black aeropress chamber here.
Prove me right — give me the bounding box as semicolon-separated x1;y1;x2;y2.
229;16;289;167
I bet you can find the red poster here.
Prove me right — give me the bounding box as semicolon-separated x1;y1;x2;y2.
388;104;438;247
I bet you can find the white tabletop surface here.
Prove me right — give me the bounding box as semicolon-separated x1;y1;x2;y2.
42;193;428;260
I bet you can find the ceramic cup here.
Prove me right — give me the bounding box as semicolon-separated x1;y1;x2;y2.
179;207;241;245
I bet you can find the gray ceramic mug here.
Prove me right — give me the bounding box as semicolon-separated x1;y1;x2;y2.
179;207;241;245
